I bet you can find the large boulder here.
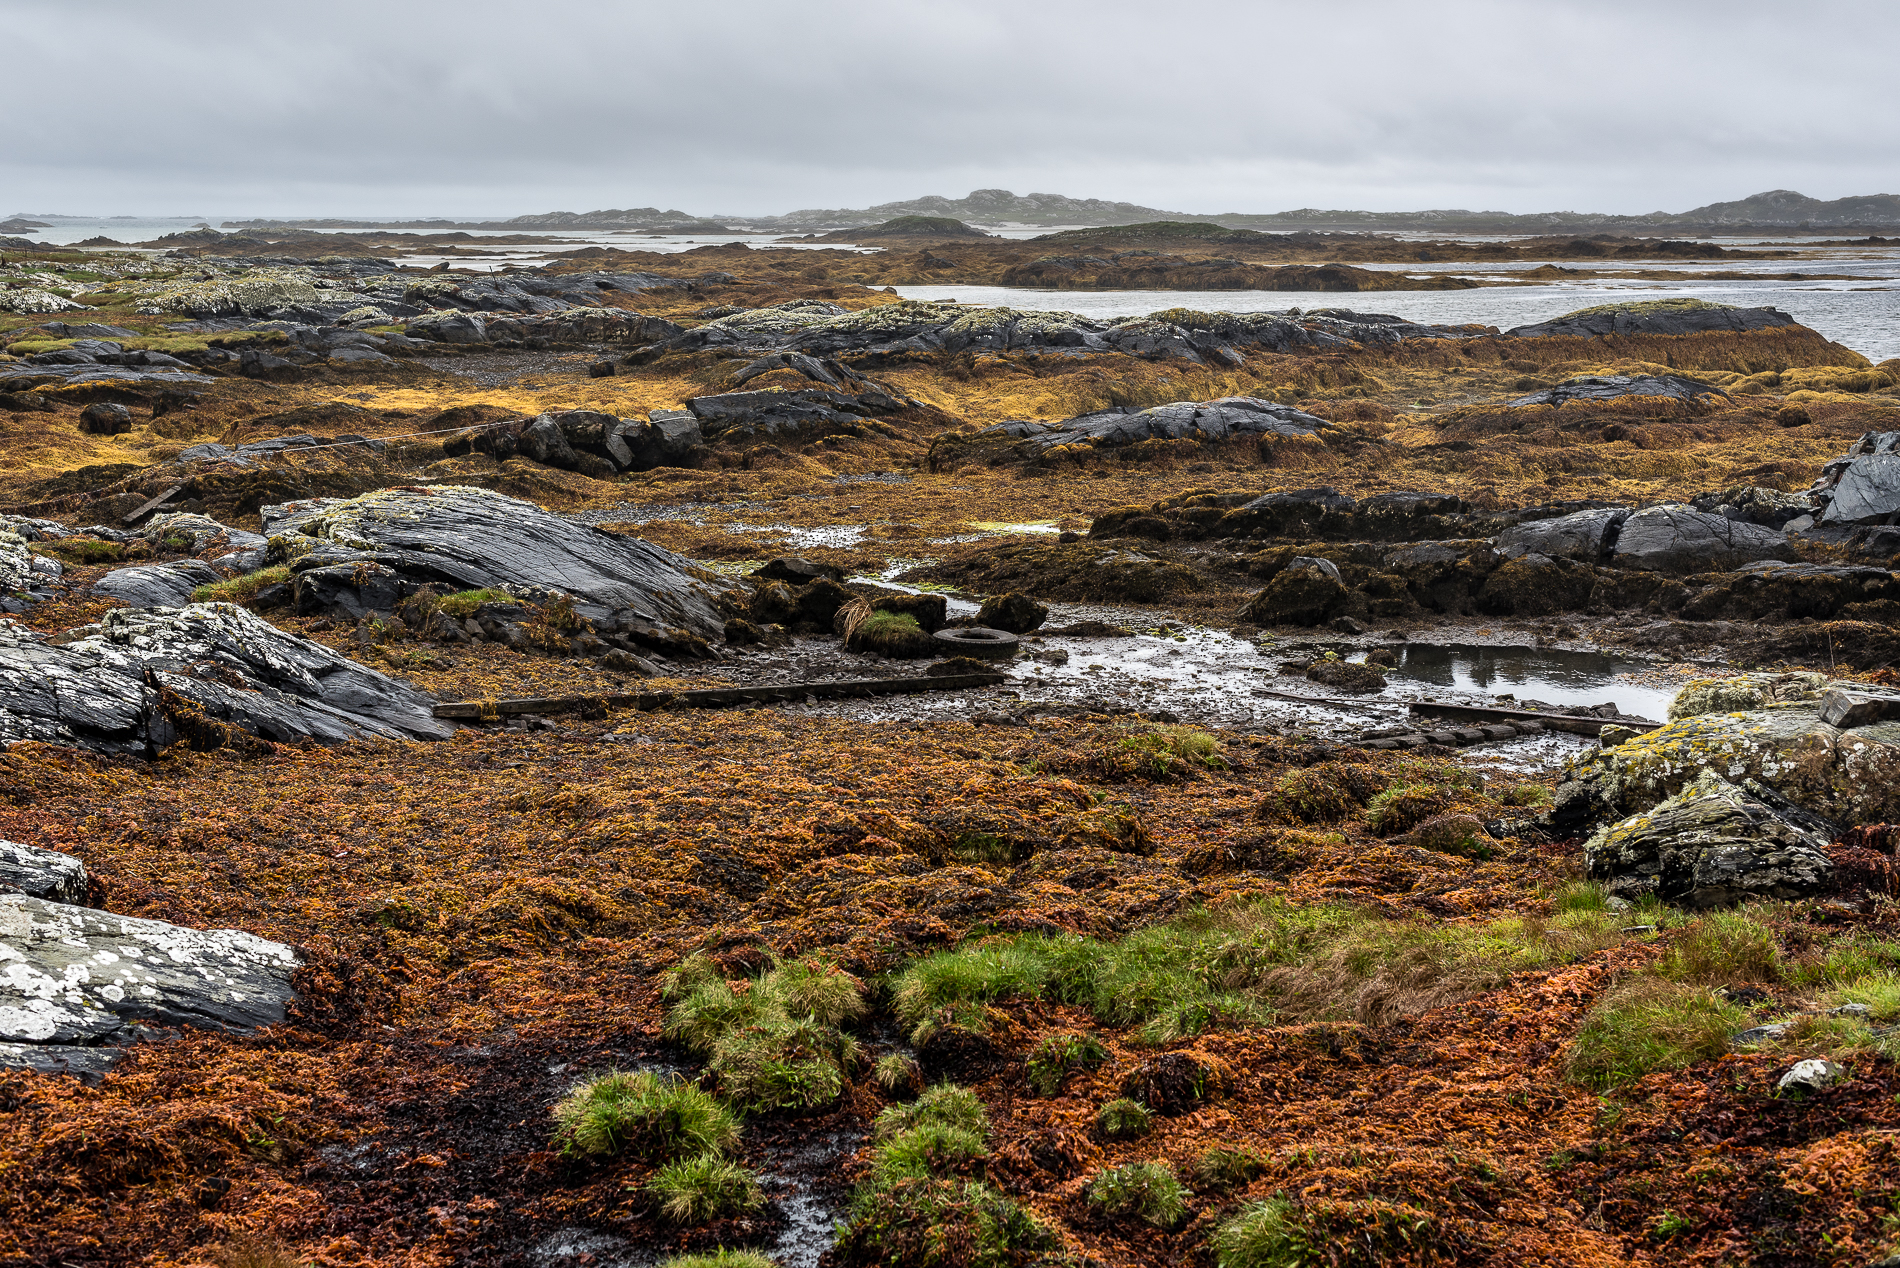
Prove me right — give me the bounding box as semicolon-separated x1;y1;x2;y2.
0;603;454;756
0;886;299;1076
1240;556;1350;626
976;397;1327;460
262;485;734;647
1549;672;1900;832
1495;507;1629;561
1610;504;1796;573
91;560;221;608
1584;769;1835;907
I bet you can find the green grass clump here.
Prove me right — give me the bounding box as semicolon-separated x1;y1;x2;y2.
1553;881;1610;915
663;958;864;1113
1096;1098;1152;1140
874;1083;988;1141
191;566;292;605
833;1177;1056;1266
1088;1162;1190;1230
1024;1032;1109;1096
42;538;129;566
872;1120;988;1185
1115;724;1229;777
891;942;1049;1041
435;587;514;618
1655;910;1780;984
550;1070;740;1160
872;1053;920;1093
1786;934;1900;988
1364;785;1452;835
1193;1146;1268;1190
1564;979;1746;1090
647;1153;765;1224
1822;972;1900;1022
1500;782;1553;807
1254;762;1389;824
657;1251;777;1268
1209;1196;1313;1268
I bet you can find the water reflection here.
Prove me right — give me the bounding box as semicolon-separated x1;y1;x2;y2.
1389;643;1674;720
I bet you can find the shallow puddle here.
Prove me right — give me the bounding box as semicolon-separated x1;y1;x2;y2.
1385;643;1676;720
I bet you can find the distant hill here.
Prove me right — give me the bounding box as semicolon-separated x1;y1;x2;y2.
215;189;1900;237
804;215;994;241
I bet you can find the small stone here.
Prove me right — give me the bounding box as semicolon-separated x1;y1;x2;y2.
1330;615;1369;634
1776;1058;1845;1093
587;360;616;378
1829;1003;1872;1019
1731;1022;1789;1046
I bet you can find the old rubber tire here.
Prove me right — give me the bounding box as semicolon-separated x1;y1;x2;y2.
931;627;1020;660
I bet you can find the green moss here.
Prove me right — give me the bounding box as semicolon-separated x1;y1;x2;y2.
435;588;514;618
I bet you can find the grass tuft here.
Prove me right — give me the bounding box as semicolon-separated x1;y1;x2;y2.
647;1153;766;1224
550;1069;740;1161
1088;1162;1191;1229
1096;1098;1153;1140
1564;979;1746;1090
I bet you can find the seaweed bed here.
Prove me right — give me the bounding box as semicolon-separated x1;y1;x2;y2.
6;256;1900;1267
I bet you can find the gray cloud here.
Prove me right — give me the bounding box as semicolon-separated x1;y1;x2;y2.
9;0;1897;218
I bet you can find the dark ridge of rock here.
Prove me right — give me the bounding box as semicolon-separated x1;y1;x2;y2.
1506;373;1728;408
1504;301;1800;339
443;408;698;475
90;560;222;608
1610;505;1796;573
686;384;901;442
0;839;88;904
0;890;300;1077
0;603;453;755
261;485;734;646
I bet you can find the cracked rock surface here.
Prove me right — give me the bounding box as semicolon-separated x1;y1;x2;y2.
0;602;453;755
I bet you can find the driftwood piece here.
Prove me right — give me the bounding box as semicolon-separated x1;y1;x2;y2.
433;671;1008;719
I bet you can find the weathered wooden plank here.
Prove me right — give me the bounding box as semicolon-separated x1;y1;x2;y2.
432;671;1008;719
1407;700;1660;737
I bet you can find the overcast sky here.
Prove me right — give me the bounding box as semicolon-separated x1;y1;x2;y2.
8;0;1896;220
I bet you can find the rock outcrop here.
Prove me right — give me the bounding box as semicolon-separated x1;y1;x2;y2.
959;397;1326;463
0;603;454;755
0;838;88;904
91;560;221;608
1583;769;1835;907
1504;302;1800;339
1506;373;1728;408
1815;431;1900;526
1609;505;1797;573
262;485;734;648
0;851;300;1077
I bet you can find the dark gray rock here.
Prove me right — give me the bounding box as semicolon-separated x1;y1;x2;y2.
1504;303;1799;339
262;485;734;647
0;892;299;1048
686;384;899;441
1817;688;1900;729
0;603;454;755
1818;432;1900;525
1496;507;1629;561
0;1041;125;1081
988;396;1325;457
91;560;221;608
79;402;134;435
407;311;487;343
42;322;139;339
1689;485;1818;530
1584;770;1834;908
1611;504;1796;572
1507;373;1727;408
0;839;87;904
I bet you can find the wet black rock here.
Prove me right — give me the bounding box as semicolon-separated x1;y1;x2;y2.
1240;556;1350;626
0;603;454;755
79;402;134;435
977;592;1048;633
754;556;846;585
1504;303;1799;339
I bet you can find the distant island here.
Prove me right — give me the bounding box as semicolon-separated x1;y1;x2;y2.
218;187;1900;236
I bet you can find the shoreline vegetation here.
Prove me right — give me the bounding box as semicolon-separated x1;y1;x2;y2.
3;231;1900;1266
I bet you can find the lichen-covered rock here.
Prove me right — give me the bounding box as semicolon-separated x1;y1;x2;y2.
0;840;87;904
1583;770;1834;907
1551;673;1900;832
0;603;454;755
0;892;299;1066
0;289;86;314
262;485;734;645
130;271;325;318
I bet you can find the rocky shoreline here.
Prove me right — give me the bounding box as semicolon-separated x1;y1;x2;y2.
3;243;1900;1266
